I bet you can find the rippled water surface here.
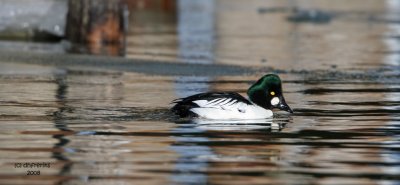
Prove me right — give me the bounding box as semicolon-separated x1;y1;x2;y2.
0;63;399;185
1;0;400;185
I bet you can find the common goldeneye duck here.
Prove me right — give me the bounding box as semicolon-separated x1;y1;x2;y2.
171;74;293;119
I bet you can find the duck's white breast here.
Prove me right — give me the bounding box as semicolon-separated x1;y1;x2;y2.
190;99;273;119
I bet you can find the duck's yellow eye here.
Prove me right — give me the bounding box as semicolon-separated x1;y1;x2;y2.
270;91;275;96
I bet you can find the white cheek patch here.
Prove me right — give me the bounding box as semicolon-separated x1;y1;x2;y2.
271;97;280;106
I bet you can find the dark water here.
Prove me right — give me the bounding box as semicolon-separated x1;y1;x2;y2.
0;63;399;185
1;0;400;185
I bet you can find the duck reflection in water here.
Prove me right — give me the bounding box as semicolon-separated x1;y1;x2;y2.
174;117;289;131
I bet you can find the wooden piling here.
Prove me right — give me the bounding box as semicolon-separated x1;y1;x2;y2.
65;0;128;55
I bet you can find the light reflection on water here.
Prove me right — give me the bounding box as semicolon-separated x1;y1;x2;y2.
382;0;400;182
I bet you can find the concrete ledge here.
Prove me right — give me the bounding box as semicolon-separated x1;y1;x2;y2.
0;51;258;76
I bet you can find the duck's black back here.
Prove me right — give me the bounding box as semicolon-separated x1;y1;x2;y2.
171;92;251;118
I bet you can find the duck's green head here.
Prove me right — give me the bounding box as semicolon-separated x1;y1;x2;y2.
247;74;293;113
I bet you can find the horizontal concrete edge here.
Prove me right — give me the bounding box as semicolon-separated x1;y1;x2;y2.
0;51;260;76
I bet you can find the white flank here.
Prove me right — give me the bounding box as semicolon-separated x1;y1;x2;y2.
190;98;273;119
